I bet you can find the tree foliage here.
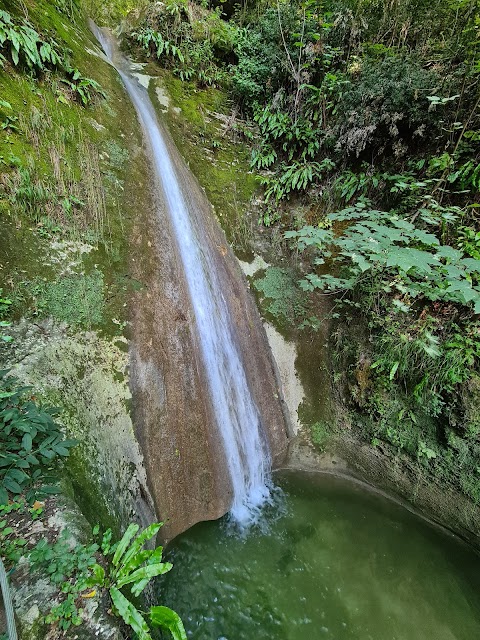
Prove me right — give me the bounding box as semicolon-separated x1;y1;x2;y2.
286;200;480;313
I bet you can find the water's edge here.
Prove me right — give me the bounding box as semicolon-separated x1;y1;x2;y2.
286;434;480;550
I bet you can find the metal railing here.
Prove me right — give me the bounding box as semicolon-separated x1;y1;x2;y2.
0;558;17;640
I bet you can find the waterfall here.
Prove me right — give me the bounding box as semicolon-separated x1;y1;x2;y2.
93;26;272;524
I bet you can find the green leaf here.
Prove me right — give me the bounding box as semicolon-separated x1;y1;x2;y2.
389;361;399;380
391;299;410;313
7;468;28;483
109;587;151;640
52;445;70;456
461;258;480;273
118;522;163;575
112;523;139;567
22;432;32;452
11;44;19;65
39;485;61;495
445;280;477;303
85;563;105;587
386;248;438;274
351;253;371;272
39;448;55;460
116;562;173;592
150;606;187;640
437;246;463;262
412;229;439;246
3;476;22;494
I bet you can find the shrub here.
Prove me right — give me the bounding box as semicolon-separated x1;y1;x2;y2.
0;371;76;505
333;56;442;158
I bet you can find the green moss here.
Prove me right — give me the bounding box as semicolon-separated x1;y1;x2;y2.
0;0;154;342
66;444;120;534
33;271;104;327
253;267;307;329
310;421;333;451
149;71;258;256
17;616;48;640
0;1;156;542
0;216;54;299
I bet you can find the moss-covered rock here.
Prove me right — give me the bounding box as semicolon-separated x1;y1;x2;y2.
2;320;154;534
10;493;124;640
146;70;258;258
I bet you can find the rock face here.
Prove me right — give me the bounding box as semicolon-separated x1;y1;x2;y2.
124;68;290;542
86;25;289;542
10;494;124;640
2;320;156;533
128;187;233;540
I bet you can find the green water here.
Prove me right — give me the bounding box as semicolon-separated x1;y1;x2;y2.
158;472;480;640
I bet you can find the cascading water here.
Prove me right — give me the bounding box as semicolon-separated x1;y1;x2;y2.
93;26;273;525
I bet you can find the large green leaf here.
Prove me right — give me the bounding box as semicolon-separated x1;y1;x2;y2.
109;587;151;640
3;476;22;493
386;248;438;274
117;522;162;575
461;257;480;273
112;523;139;567
445;280;477;303
22;432;32;452
116;562;173;592
150;606;187;640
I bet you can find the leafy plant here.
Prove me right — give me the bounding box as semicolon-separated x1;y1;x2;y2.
0;10;62;71
0;508;27;567
0;288;13;344
260;158;335;202
418;440;437;462
0;289;12;319
285;200;480;313
458;226;480;260
29;529;98;587
253;104;321;163
0;99;18;131
60;67;106;105
0;371;77;505
26;528;98;631
10;168;53;217
44;594;83;631
130;15;229;88
86;522;187;640
26;524;185;636
0;10;104;105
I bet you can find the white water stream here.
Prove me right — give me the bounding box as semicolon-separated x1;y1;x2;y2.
93;27;272;524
